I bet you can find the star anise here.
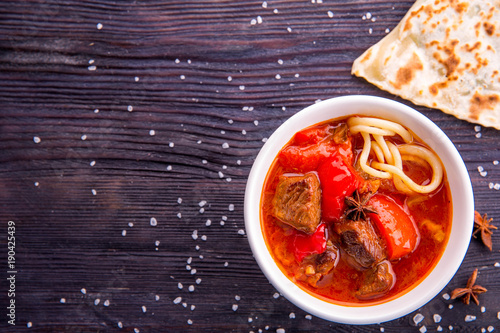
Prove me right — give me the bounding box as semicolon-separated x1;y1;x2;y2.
450;268;487;305
473;210;497;251
344;190;378;221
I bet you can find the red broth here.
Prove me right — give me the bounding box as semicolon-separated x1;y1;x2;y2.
260;117;452;305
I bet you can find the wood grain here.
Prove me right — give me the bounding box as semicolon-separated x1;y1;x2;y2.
0;0;499;332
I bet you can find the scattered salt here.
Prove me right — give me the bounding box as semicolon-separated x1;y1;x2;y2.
81;288;86;294
90;160;96;166
103;300;110;307
305;315;312;320
199;200;207;207
465;315;476;322
150;217;157;226
135;76;139;82
27;322;32;328
476;133;482;138
433;314;442;323
239;85;245;90
206;219;212;226
327;11;334;18
91;189;97;195
149;130;155;136
173;297;182;304
96;23;103;29
188;285;195;292
232;304;238;311
60;298;66;303
127;105;133;112
94;108;99;113
178;283;183;289
176;212;181;218
420;326;427;333
277;329;285;333
88;65;97;71
33;136;41;144
494;160;499;165
228;204;234;211
192;230;198;240
222;142;229;149
81;134;87;140
488;326;495;332
289;312;296;319
118;322;123;328
481;306;486;313
275;74;281;80
142;305;147;313
257;16;263;24
494;262;500;267
437;326;443;332
238;229;245;235
442;293;450;300
273;292;280;299
475;125;482;132
122;230;127;236
413;313;424;325
94;298;100;306
187;319;193;325
180;75;185;80
449;304;454;309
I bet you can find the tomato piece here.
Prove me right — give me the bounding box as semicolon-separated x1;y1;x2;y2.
317;153;361;222
293;125;330;145
368;194;420;260
291;223;327;262
279;143;334;173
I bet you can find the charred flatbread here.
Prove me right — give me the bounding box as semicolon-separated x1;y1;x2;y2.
352;0;500;129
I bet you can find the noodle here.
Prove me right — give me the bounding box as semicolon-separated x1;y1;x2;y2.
348;117;443;194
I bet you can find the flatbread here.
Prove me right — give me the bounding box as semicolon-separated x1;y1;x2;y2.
352;0;500;129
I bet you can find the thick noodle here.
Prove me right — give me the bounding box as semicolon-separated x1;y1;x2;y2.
348;117;443;194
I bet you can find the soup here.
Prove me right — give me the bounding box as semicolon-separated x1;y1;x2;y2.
261;116;452;305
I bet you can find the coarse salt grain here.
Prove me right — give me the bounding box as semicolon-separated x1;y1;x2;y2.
494;262;500;267
218;171;224;178
487;326;494;332
173;297;182;304
420;326;427;333
481;306;486;313
413;313;424;325
257;16;263;24
88;65;97;71
150;217;157;226
178;283;183;289
142;305;147;313
149;130;155;136
238;229;245;235
250;18;257;25
476;133;482;138
94;299;100;305
475;125;482;132
273;292;280;299
277;329;285;333
176;212;181;218
275;74;281;79
228;204;234;211
465;315;476;322
122;230;126;236
222;142;229;149
327;11;334;18
449;304;454;309
104;300;110;307
128;222;134;227
305;315;312;320
91;189;97;195
94;108;99;113
90;160;96;166
196;278;202;284
493;160;499;165
232;304;238;311
81;134;87;140
192;230;198;240
289;312;295;319
27;322;32;328
33;136;41;143
96;23;103;29
437;326;443;332
494;183;500;190
206;219;212;226
434;314;442;323
34;182;39;186
188;285;195;292
239;85;245;90
262;1;267;8
60;298;66;303
442;293;450;300
81;288;86;294
199;200;207;207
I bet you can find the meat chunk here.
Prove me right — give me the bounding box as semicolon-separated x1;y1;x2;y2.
272;173;321;234
335;220;385;269
356;260;395;300
296;241;339;288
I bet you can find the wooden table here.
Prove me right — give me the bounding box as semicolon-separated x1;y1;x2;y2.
1;0;499;331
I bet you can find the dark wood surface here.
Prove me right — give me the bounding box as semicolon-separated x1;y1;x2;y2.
1;0;499;332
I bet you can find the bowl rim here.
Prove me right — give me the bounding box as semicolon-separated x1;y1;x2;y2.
244;95;474;325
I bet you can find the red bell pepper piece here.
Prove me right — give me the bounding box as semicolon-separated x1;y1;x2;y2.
291;223;327;262
368;194;420;260
317;153;361;222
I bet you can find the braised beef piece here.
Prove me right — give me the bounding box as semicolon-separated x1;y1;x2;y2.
272;173;321;234
296;241;339;287
335;220;385;269
356;260;395;300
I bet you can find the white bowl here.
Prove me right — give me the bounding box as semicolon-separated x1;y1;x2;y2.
244;95;474;325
